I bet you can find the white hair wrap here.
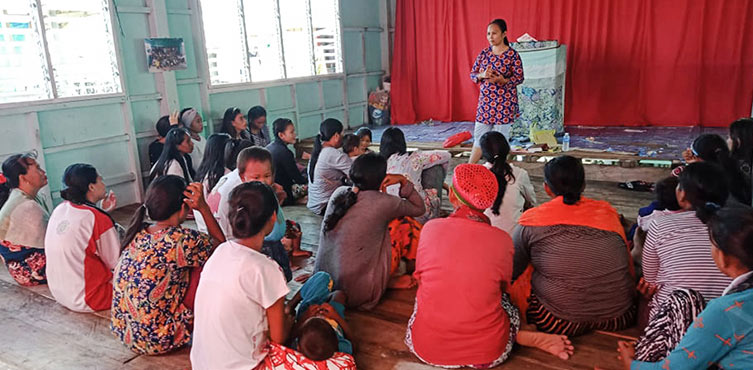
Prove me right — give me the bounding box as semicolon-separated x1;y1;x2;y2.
180;108;199;129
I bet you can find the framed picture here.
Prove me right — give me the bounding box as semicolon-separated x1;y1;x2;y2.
144;38;187;72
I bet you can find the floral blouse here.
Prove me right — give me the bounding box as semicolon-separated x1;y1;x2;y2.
111;226;212;355
470;46;524;125
387;150;451;223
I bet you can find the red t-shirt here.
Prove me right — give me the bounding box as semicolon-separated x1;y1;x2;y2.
409;216;514;365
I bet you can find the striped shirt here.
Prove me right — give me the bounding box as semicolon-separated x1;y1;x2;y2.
512;224;634;323
642;210;732;318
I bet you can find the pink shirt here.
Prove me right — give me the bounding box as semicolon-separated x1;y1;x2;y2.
408;215;514;366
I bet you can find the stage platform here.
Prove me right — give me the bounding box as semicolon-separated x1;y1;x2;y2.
350;122;727;161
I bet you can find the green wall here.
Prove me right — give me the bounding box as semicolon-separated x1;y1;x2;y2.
0;0;387;206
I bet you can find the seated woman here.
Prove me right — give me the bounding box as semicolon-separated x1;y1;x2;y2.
45;164;119;312
0;153;50;286
111;175;224;355
315;153;425;310
642;162;733;319
307;119;351;215
148;114;173;167
150;127;195;183
729;118;753;187
380;127;450;223
220;107;249;140
267;118;308;206
193;133;231;231
618;206;753;369
512;155;635;337
406;164;573;368
190;182;354;369
179;107;206;172
247;106;271;147
480;131;536;234
682;134;750;205
355;127;373;154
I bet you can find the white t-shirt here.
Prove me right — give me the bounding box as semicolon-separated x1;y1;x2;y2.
190;240;289;370
189;136;206;172
150;157;192;182
213;169;243;237
45;201;120;312
483;163;536;235
193;168;232;233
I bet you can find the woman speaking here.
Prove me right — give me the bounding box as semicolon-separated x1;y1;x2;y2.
469;19;524;164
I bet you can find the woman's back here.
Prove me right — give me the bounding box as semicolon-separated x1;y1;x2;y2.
0;188;48;247
307;147;352;214
643;211;733;316
45;201;120;312
409;216;513;365
484;164;535;234
315;186;424;310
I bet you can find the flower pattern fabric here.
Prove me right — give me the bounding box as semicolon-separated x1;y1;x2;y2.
0;240;46;286
387;151;450;223
111;226;212;355
470;46;524;126
254;342;356;370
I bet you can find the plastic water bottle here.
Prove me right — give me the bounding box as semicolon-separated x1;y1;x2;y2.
562;133;570;151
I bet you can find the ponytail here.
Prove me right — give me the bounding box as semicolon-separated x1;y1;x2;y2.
322;153;387;233
480;132;514;215
0;183;11;209
121;204;148;250
322;188;358;233
308;118;344;182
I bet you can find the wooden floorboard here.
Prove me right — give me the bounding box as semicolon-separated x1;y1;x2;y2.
0;159;656;369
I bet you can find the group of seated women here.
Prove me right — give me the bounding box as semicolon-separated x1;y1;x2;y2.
1;112;752;369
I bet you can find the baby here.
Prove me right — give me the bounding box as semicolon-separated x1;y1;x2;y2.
287;271;353;361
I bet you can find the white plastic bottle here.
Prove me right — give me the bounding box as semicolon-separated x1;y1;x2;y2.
562;133;570;151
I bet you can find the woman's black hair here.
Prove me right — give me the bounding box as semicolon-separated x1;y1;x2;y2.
678;162;729;223
121;175;187;249
247;106;267;123
308;118;344;182
355;127;372;141
708;206;753;270
195;133;232;191
342;134;360;154
379;127;407;160
323;152;387;233
228;181;278;238
480;131;515;215
151;127;192;183
0;153;37;208
155;115;172;138
224;139;254;171
692;133;751;205
272;118;294;140
544;155;585;205
654;176;681;211
61;163;115;222
488;19;510;46
729;118;753;194
221;107;248;140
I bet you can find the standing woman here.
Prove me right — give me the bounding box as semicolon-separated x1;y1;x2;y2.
0;153;50;286
469;18;524;164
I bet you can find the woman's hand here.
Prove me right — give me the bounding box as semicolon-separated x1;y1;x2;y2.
183;183;209;212
617;341;636;370
169;111;180;126
489;74;509;85
101;190;117;213
477;66;498;80
301;151;311;160
636;277;659;300
380;174;409;192
273;183;287;205
682;148;700;163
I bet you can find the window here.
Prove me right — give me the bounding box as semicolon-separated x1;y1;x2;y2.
0;0;121;104
200;0;342;85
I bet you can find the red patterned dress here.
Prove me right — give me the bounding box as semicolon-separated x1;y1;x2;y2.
470;46;524;125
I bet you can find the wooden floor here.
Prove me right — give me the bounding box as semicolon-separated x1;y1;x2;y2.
0;158;656;369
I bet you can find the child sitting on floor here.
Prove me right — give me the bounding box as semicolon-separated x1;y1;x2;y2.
631;176;682;273
342;134;364;160
287;271;353;360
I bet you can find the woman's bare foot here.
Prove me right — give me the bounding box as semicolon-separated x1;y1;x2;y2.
388;274;416;289
516;330;574;360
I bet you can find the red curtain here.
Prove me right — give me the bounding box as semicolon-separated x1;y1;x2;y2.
391;0;753;127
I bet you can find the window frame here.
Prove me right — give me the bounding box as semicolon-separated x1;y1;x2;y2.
196;0;344;90
0;0;126;109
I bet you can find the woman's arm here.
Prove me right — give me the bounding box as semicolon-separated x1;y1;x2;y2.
518;169;537;207
266;296;293;345
470;52;485;83
507;52;525;87
382;175;426;218
511;225;532;280
283;148;307;185
185;183;225;246
641;223;661;285
413;150;451;171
